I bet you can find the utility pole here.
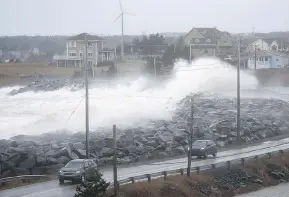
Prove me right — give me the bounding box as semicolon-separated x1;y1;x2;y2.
237;37;241;143
153;57;157;79
187;100;194;176
121;13;124;61
189;44;192;62
254;44;257;70
113;125;118;196
84;34;89;159
253;27;257;70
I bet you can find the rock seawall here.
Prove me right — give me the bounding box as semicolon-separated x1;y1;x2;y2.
1;96;289;178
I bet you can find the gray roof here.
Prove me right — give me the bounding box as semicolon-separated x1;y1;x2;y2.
67;33;104;41
262;38;276;45
275;38;289;46
188;28;231;44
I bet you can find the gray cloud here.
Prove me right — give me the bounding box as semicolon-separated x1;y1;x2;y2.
1;0;288;35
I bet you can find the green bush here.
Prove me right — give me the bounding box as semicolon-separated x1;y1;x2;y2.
74;169;110;197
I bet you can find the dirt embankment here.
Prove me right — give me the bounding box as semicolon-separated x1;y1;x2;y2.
113;151;289;197
0;63;80;87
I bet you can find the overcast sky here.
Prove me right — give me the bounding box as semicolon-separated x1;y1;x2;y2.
1;0;289;36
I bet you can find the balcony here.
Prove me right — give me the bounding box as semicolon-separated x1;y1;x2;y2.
53;55;83;61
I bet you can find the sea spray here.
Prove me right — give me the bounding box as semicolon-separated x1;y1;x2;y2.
0;58;258;138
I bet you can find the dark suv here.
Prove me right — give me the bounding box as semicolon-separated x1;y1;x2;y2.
58;159;98;184
190;140;217;158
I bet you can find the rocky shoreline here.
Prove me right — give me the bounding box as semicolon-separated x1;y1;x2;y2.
7;78;84;95
1;94;289;178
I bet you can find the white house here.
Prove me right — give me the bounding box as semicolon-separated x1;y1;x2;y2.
246;38;287;52
247;50;289;69
182;27;233;57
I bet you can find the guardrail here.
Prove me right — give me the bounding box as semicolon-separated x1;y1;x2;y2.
0;175;49;185
0;148;287;191
114;148;288;188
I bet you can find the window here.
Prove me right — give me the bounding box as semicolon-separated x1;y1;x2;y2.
69;52;77;57
276;58;279;61
69;41;76;47
206;39;211;43
265;57;268;61
194;39;200;43
79;52;83;57
88;42;93;47
88;52;93;57
260;57;263;61
88;60;92;66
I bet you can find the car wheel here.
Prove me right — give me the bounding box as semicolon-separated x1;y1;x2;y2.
204;151;208;158
213;152;217;157
59;179;64;184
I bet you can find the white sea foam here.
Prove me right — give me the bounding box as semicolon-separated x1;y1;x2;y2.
0;57;258;139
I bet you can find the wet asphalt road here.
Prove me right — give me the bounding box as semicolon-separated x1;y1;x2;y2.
2;137;289;197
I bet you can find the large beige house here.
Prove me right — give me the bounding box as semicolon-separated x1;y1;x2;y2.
183;27;234;57
53;33;114;67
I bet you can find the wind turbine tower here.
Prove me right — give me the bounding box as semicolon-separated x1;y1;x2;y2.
113;0;135;60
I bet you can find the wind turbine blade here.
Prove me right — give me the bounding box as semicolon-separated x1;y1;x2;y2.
119;0;123;12
124;12;136;16
113;13;122;23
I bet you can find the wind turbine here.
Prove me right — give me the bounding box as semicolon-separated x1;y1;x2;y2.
113;0;135;60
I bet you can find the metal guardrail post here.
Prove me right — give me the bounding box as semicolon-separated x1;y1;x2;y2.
267;152;271;158
131;177;135;184
227;161;231;172
279;150;284;155
163;171;167;180
147;174;151;183
180;169;184;175
241;158;245;166
211;164;216;169
196;166;200;174
254;156;259;163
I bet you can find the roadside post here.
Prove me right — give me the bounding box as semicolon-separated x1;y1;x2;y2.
237;36;241;144
187;99;194;176
113;125;118;196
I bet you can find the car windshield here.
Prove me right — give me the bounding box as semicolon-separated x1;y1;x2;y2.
193;141;207;147
65;161;83;168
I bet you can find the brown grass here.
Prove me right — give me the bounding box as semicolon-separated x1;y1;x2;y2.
0;63;80;86
111;152;289;197
0;176;53;191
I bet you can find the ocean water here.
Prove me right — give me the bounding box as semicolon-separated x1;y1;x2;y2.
0;57;259;139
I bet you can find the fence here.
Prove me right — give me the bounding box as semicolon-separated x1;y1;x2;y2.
0;146;287;192
113;148;287;189
0;175;49;185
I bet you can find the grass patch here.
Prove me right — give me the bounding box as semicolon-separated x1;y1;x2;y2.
110;151;289;197
0;63;80;86
0;176;53;191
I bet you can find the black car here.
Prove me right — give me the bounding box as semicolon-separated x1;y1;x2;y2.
58;159;98;184
190;140;217;158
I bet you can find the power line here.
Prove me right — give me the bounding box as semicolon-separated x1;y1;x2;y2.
66;95;85;124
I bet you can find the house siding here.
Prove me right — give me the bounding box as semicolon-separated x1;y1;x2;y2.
183;29;204;45
248;55;289;69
